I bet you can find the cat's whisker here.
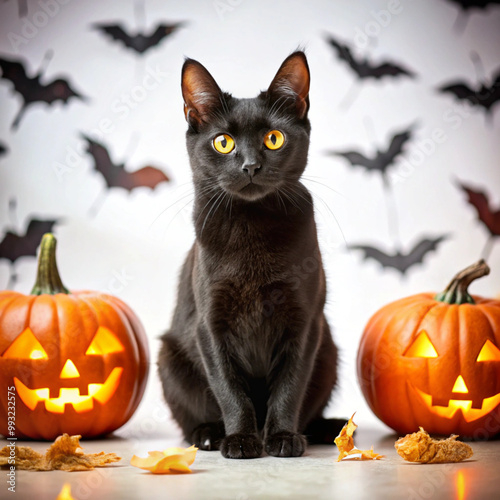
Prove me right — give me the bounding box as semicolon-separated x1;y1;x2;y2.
148;188;196;229
278;186;303;213
302;185;348;249
301;176;345;197
195;190;221;227
200;190;226;235
273;189;288;215
283;183;311;208
149;180;222;229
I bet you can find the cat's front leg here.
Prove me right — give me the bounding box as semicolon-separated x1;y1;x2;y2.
197;324;263;459
264;328;319;457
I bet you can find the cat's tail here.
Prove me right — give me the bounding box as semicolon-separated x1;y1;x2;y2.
303;417;347;445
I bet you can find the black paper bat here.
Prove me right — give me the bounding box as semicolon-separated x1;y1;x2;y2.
0;57;85;129
459;182;500;237
0;142;7;157
446;0;500;11
329;126;414;179
438;69;500;117
2;0;27;17
444;0;500;32
349;236;448;275
0;219;59;288
82;135;170;192
325;35;416;80
92;22;184;55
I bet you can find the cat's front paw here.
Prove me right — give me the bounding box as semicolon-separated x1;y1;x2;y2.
191;422;225;451
265;431;306;457
220;433;263;459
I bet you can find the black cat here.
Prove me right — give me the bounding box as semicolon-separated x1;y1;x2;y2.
158;51;342;459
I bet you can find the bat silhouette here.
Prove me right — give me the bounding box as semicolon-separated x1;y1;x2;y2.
0;218;59;288
81;135;170;192
329;126;414;179
92;22;184;55
0;142;7;157
438;69;500;117
459;182;500;236
349;236;448;275
445;0;500;11
2;0;28;17
0;57;85;130
325;35;416;80
444;0;500;32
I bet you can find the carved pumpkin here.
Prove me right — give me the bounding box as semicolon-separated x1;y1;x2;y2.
357;260;500;438
0;234;149;440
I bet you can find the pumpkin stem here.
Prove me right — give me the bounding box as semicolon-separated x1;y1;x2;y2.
434;259;490;305
31;233;69;295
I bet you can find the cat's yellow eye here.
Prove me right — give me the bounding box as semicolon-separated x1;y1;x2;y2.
213;134;235;154
264;130;285;150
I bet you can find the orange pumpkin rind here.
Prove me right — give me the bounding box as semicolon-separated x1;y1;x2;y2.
0;433;121;471
130;445;198;474
334;413;383;461
395;427;473;463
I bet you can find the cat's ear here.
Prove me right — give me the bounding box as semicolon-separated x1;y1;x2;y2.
267;51;310;119
182;59;223;129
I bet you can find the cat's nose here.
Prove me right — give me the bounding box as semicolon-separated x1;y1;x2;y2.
242;162;261;179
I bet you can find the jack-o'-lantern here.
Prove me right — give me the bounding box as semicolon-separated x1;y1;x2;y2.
0;234;149;439
357;260;500;438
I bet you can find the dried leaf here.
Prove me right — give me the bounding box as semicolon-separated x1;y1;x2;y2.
130;445;198;474
0;434;121;471
395;427;473;463
334;413;383;461
56;483;75;500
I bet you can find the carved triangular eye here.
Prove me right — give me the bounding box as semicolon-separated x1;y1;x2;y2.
404;331;438;358
85;327;124;355
477;339;500;362
2;328;49;360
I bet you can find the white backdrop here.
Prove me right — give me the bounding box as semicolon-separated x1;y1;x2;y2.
0;0;499;438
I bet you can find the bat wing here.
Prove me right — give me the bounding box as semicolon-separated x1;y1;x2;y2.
82;134;121;189
369;61;415;79
0;232;22;263
0;142;7;157
145;23;183;51
381;129;413;164
326;36;359;71
40;78;84;104
397;236;449;274
459;182;500;236
478;70;500;111
332;151;375;170
447;0;500;10
439;82;477;103
349;244;401;271
118;166;170;191
350;236;447;274
93;23;137;49
0;219;58;264
0;57;32;97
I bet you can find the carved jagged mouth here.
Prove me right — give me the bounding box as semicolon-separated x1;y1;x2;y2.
412;385;500;423
14;367;123;414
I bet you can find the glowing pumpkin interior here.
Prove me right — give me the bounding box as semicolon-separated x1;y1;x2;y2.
2;327;124;414
403;330;500;422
